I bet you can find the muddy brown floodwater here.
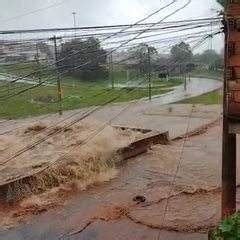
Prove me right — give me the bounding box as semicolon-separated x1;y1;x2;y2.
0;124;239;240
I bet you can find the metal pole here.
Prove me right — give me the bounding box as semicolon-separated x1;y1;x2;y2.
147;46;152;101
126;69;130;83
35;43;41;84
72;12;77;38
210;21;213;50
52;36;63;116
222;2;236;218
109;53;114;89
184;74;187;91
70;12;77;89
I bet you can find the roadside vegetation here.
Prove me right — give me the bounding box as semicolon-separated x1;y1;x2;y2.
178;90;222;105
190;68;223;81
0;70;180;119
0;38;223;119
210;212;240;240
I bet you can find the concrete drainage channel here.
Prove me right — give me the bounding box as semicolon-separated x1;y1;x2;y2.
0;118;220;203
114;125;170;165
0;127;170;202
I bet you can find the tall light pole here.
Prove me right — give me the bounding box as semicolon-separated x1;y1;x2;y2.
72;11;77;38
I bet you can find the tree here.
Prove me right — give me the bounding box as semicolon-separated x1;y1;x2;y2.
129;43;158;73
58;37;108;80
170;41;193;64
194;49;223;71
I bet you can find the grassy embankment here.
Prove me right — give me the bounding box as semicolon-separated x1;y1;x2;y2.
178;89;223;105
190;68;223;81
0;63;182;119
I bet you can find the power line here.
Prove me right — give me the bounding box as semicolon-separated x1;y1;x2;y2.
156;32;218;240
0;0;69;24
1;31;215;181
0;0;176;86
0;22;219;57
0;30;207;100
0;19;220;46
0;27;215;163
0;29;213;99
0;29;219;98
0;0;194;167
0;77;147;167
0;17;221;35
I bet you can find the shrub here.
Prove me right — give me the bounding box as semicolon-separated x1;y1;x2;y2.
210;212;240;239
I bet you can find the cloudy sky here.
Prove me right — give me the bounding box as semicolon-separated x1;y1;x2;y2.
0;0;224;53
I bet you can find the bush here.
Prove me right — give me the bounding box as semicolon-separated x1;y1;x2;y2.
75;68;108;81
210;212;240;239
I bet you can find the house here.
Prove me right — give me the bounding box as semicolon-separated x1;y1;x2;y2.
0;40;52;65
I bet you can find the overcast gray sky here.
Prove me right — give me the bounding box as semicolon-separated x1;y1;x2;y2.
0;0;224;53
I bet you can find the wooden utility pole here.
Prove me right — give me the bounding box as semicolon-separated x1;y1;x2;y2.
147;46;152;101
222;0;239;218
51;36;63;116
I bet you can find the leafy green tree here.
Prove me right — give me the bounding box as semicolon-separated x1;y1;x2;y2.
129;43;158;73
170;41;193;64
58;37;108;80
194;49;223;71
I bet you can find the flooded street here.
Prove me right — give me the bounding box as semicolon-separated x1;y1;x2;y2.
0;78;225;239
109;77;222;105
142;77;222;105
0;73;55;86
0;124;238;240
0;0;233;238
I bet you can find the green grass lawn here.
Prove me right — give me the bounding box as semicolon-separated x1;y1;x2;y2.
178;90;223;105
0;63;183;119
0;76;178;119
190;69;223;81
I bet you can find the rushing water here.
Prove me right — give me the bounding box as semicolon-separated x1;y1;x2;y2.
145;77;222;105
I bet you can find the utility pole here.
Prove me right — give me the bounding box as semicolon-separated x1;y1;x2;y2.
51;35;63;116
126;69;130;83
72;12;77;38
109;53;114;89
210;21;213;50
35;43;41;84
70;12;77;88
222;1;238;218
147;46;152;101
179;65;182;82
184;74;187;91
